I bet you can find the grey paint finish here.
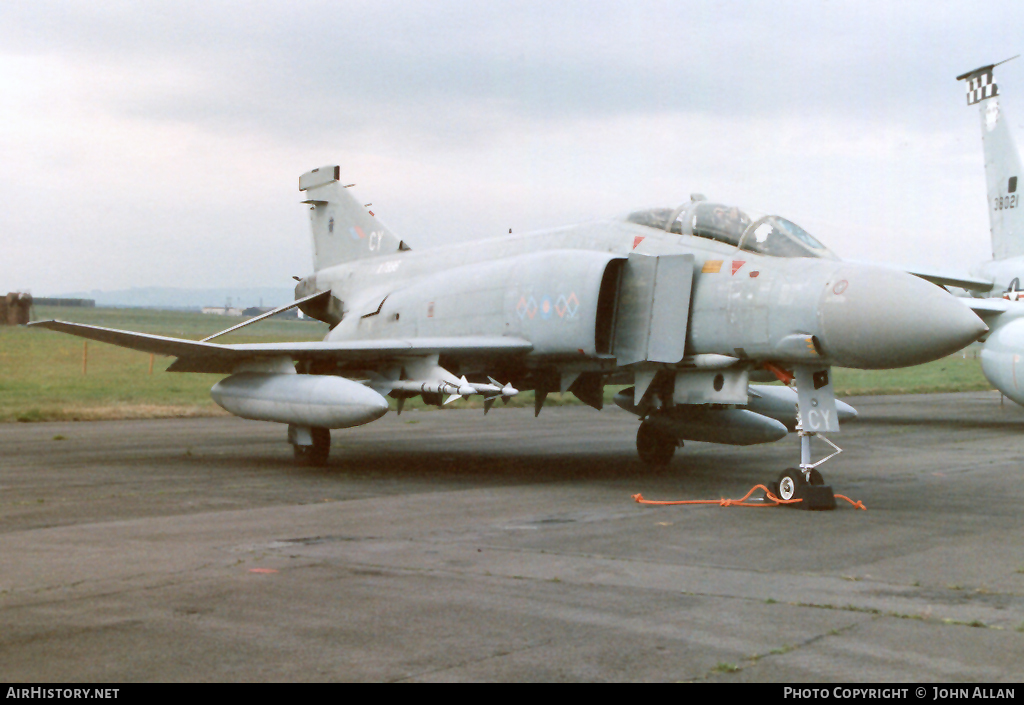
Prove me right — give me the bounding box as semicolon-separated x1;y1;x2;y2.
931;63;1024;407
793;365;840;433
969;300;1024;404
210;372;389;429
307;203;981;372
746;383;857;431
301;166;403;270
29;162;989;456
817;263;986;369
613;253;693;366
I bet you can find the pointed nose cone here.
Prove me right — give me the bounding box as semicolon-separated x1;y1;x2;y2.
836;398;858;422
819;265;987;369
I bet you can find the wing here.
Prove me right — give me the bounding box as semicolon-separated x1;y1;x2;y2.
30;321;226;357
906;267;995;292
29;320;533;373
961;296;1012;324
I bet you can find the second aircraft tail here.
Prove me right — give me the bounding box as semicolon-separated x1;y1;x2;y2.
958;60;1024;261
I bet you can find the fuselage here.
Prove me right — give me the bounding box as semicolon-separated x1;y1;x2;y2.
970;256;1024;294
300;213;985;374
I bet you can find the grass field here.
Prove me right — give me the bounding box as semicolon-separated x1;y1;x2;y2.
0;306;328;423
0;306;994;423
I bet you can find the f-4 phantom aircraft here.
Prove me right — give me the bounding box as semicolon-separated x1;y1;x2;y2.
31;165;986;502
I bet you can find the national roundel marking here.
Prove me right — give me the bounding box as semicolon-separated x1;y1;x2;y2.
540;295;553;320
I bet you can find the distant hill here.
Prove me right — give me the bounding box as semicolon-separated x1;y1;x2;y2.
50;287;296;310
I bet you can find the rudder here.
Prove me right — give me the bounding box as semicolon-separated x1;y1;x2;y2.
958;61;1024;261
299;165;406;271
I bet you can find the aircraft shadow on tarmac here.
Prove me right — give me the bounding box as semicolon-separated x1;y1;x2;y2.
218;447;760;485
850;415;1024;431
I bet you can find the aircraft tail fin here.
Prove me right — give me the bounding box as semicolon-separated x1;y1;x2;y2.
299;166;407;271
958;59;1024;260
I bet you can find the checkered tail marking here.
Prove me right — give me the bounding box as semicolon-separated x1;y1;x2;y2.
964;69;998;106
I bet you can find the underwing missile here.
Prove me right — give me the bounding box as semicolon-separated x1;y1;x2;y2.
388;376;520;402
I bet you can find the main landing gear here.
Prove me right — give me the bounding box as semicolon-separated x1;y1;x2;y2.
290;426;331;467
636;420;679;467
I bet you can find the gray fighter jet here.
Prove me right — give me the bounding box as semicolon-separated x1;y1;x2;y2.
907;59;1024;405
31;165;985;501
932;57;1024;295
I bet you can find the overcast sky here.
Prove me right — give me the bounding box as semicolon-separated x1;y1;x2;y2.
2;1;1023;295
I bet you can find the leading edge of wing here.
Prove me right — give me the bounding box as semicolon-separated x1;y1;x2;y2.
960;296;1012;321
29;320;228;358
29;320;533;368
906;267;995;292
223;337;534;357
167;336;534;372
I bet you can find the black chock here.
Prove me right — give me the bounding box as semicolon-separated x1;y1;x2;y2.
792;483;837;511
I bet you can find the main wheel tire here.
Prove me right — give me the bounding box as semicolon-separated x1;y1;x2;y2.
807;468;825;486
637;421;677;466
294;427;331;467
776;468;806;501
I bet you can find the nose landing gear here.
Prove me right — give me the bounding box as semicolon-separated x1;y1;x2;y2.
771;421;839;510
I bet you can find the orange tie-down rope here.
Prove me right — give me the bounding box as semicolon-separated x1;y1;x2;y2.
632;484;867;510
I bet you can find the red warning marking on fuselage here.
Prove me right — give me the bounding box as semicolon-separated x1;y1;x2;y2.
248;568;278;574
633;236;645;249
731;260;745;275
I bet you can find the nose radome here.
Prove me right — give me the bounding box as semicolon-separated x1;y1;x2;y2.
819;265;987;370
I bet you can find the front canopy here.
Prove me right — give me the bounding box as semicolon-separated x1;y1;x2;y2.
626;201;837;260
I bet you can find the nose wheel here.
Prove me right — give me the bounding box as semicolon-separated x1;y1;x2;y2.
774;467;825;501
769;423;838;509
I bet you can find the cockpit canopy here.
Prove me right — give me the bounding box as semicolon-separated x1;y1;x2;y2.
626;201;837;260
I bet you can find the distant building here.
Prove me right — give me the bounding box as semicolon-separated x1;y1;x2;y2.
242;306;299;319
0;292;33;325
201;306;244;316
33;298;95;307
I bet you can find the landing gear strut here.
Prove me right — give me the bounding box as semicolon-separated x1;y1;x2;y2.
637;420;678;466
291;426;331;467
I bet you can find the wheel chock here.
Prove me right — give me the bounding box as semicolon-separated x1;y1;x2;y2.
787;483;837;510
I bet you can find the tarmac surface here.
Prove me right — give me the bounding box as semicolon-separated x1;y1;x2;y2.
1;392;1023;682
